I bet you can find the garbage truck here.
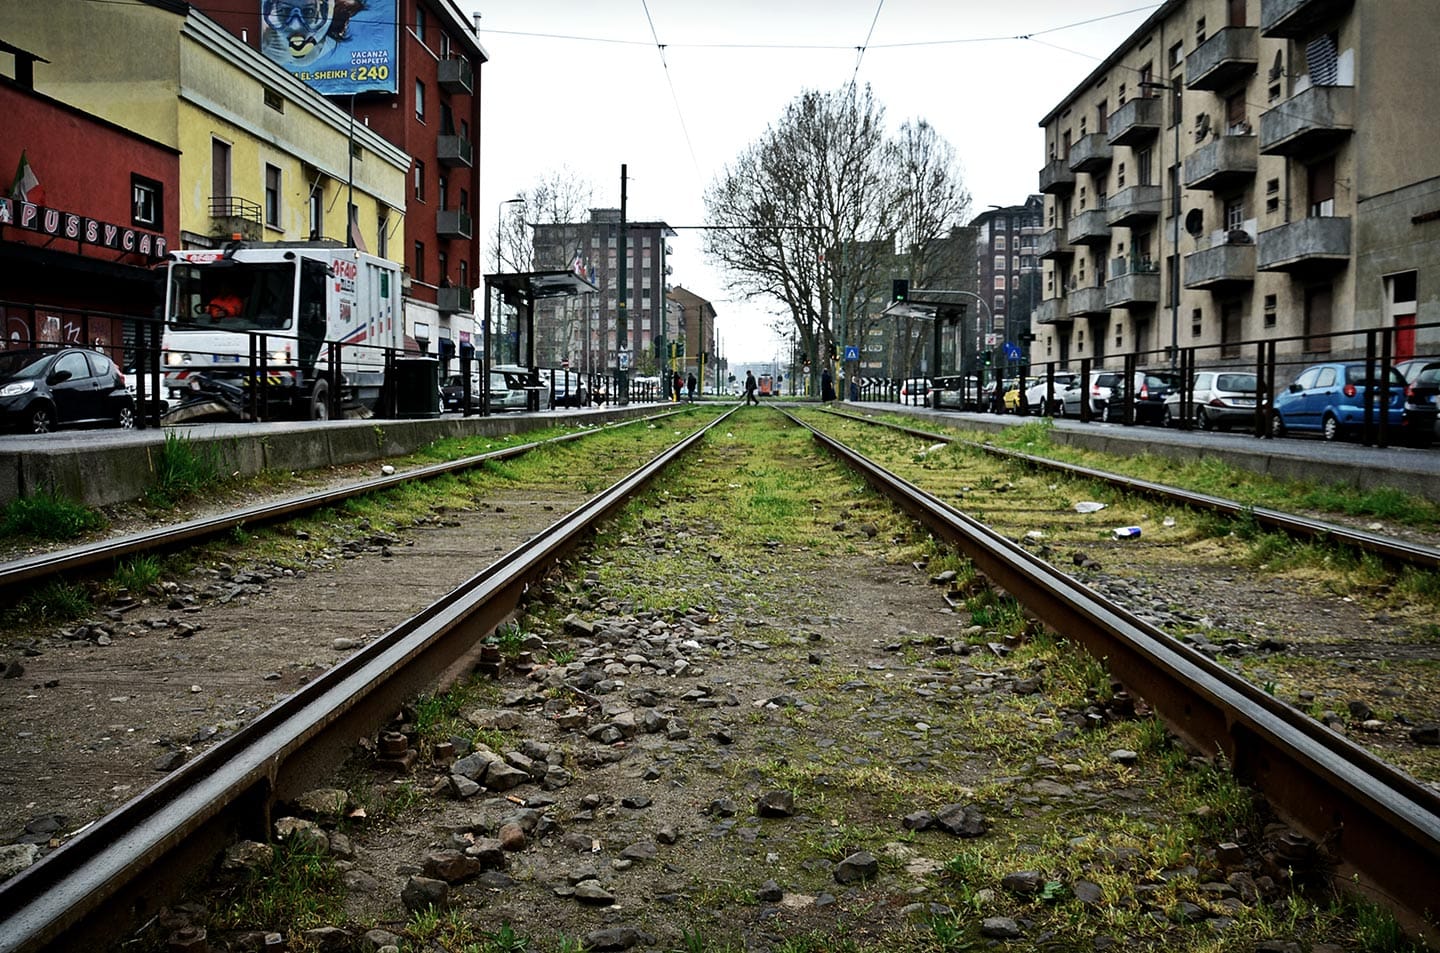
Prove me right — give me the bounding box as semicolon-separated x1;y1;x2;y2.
161;241;405;420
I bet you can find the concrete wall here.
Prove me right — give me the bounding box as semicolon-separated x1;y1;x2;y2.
0;405;666;508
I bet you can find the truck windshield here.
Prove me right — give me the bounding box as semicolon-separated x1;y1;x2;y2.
169;262;295;332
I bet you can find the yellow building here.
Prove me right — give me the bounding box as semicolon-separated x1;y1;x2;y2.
1;0;408;258
1032;0;1440;370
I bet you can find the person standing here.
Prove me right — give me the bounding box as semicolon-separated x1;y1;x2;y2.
821;367;836;403
672;370;683;402
686;372;697;402
744;370;759;405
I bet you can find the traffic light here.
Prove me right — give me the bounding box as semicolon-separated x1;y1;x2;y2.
892;279;909;302
982;350;992;366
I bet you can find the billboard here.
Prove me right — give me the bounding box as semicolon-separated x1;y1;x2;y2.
260;1;398;95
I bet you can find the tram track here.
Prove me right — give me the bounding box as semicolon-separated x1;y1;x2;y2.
0;405;1436;950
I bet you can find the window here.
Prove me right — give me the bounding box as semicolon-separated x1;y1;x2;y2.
994;255;1006;270
994;295;1005;312
415;79;426;121
377;210;389;258
413;160;425;201
1191;307;1203;338
1308;158;1335;217
211;138;231;199
414;241;425;283
458;260;467;289
1169;42;1184;68
1137;148;1152;185
1263;293;1277;328
264;164;281;227
415;6;426;43
1195;16;1206;44
995;235;1007;251
1096;100;1107;135
264;88;283;113
1225;197;1245;231
438;174;448;211
131;175;161;228
994;275;1007;290
1117;163;1126;189
440;32;451;58
1118;82;1127;105
438;250;448;285
1266;177;1281;214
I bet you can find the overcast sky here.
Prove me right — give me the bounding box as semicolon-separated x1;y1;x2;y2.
468;1;1159;363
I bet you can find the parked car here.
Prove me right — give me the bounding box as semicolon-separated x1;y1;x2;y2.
441;372;482;413
488;365;552;413
543;368;590;408
1162;371;1259;430
899;377;932;406
0;347;135;433
1012;372;1077;415
1395;357;1440;446
1061;370;1176;423
1269;361;1408;441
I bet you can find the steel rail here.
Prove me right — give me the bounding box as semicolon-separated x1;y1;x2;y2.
0;408;736;953
788;411;1440;935
818;407;1440;571
0;408;695;599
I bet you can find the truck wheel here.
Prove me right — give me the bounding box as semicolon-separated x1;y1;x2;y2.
309;379;330;421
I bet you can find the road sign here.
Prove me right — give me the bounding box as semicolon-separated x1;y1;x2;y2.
1003;342;1022;360
562;359;570;369
844;345;860;360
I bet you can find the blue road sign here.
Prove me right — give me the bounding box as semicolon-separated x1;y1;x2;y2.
1003;342;1022;360
844;345;860;360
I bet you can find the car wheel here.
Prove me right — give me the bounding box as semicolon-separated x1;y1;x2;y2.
1196;407;1212;431
1162;407;1174;428
28;403;56;434
1321;412;1340;442
116;402;136;430
1269;412;1286;438
309;379;331;421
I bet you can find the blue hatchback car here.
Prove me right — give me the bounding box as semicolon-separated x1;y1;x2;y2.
1269;361;1408;441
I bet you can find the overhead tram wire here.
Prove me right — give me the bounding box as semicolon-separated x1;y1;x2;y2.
848;0;887;92
640;0;701;179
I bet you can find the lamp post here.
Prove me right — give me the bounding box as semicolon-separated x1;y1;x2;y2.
1140;80;1181;370
494;196;524;363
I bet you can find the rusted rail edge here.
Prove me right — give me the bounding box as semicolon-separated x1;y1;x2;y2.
794;413;1440;934
0;408;736;953
0;407;700;598
819;407;1440;571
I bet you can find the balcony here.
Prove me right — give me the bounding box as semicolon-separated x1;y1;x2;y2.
1185;27;1258;90
1261;0;1354;38
1105;185;1163;228
1106;96;1161;146
437;58;473;95
1260;84;1353;156
209;195;262;241
1066;208;1111;246
1039;157;1076;194
1257;216;1351;272
1105;264;1160;309
1033;296;1069;325
1185;240;1257;289
1067;286;1110;318
436;209;473;240
1035;227;1074;260
437;286;473;315
1067;133;1114;174
437;135;474;168
1184;133;1258;191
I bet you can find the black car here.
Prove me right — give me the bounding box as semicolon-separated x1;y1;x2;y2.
1395;357;1440;446
0;347;135;433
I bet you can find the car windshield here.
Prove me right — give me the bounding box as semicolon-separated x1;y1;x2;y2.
1216;373;1257;392
0;350;51;378
1410;364;1440;385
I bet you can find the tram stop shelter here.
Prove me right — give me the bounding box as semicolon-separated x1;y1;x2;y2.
482;269;599;413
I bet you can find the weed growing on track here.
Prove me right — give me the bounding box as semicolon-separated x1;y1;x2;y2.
148;431;225;506
0;491;105;541
110;554;161;595
5;579;90;625
211;837;344;932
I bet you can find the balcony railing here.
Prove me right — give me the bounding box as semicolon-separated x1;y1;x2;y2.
1067;133;1114;174
209;195;263;240
1033;296;1069;325
1036;227;1074;260
1184;240;1257;289
1039;157;1076;194
1261;0;1355;38
1105;267;1160;309
1105;185;1163;228
437;286;474;315
1259;85;1354;156
1067;286;1109;318
437;135;474;168
437;58;473;95
1256;216;1351;272
436;209;473;240
1106;96;1161;146
1066;208;1111;246
1185;27;1259;90
1184;133;1258;191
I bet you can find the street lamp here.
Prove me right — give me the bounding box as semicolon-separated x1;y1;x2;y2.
1139;80;1181;370
494;196;524;363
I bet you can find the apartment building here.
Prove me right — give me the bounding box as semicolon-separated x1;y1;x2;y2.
187;0;486;362
1033;0;1440;372
665;286;719;383
970;196;1044;357
530;210;676;372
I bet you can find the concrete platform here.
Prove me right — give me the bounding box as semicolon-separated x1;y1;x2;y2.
0;403;675;508
845;401;1440;505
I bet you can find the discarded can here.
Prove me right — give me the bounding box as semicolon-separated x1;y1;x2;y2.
1112;526;1142;539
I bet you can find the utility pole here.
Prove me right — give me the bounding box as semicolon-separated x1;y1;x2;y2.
616;164;629;404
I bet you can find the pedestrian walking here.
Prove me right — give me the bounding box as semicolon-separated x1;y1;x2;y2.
672;370;683;402
744;370;759;405
821;367;836;403
686;372;697;401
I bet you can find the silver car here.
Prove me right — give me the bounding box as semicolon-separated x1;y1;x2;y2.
1162;371;1259;430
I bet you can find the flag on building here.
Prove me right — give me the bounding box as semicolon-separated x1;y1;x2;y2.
571;247;585;278
9;150;43;205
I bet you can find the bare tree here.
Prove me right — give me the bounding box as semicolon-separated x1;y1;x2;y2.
704;85;900;379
